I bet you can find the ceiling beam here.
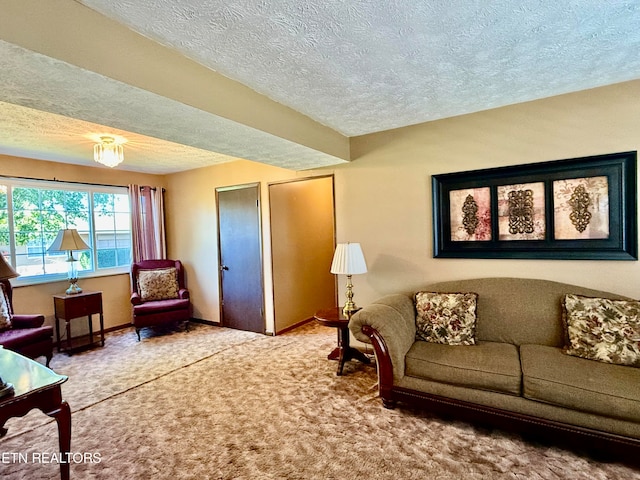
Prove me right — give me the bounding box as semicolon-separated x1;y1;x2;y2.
0;0;350;162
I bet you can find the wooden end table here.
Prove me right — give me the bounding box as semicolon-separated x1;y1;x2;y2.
54;290;105;354
314;307;371;376
0;347;70;480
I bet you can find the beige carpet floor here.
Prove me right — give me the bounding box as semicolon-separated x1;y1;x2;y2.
1;322;639;479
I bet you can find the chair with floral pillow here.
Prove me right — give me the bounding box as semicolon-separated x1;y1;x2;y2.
130;259;191;341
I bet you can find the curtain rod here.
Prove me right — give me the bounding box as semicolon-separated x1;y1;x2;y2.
0;174;123;189
0;175;164;191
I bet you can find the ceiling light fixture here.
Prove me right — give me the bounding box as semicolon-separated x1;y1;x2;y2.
93;136;124;168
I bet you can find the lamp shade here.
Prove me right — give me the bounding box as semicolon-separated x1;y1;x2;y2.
0;254;19;281
47;229;91;253
330;242;367;275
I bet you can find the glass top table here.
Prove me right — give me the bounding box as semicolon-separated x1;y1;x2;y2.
0;347;70;480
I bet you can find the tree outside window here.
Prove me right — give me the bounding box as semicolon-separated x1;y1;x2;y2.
0;181;131;281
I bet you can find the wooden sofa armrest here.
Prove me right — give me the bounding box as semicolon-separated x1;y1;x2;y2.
361;325;396;408
130;292;142;306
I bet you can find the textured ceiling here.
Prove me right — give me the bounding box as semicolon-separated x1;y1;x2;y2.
1;1;640;174
0;100;242;174
0;40;344;173
79;0;640;136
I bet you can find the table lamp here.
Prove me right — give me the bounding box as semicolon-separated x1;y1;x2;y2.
0;253;19;283
330;242;367;316
47;229;91;295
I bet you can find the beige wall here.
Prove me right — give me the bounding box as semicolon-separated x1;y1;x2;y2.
164;160;330;333
0;155;165;331
165;80;640;335
335;80;640;303
3;79;639;339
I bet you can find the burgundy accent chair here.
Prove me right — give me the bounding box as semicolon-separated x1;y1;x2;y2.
0;279;53;366
130;259;191;341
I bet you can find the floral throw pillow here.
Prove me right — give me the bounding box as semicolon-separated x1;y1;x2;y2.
0;284;11;330
563;294;640;367
415;292;478;345
137;267;179;302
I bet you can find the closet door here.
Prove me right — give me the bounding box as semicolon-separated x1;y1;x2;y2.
216;183;264;333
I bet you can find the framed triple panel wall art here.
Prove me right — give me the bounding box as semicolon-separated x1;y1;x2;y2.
432;151;637;260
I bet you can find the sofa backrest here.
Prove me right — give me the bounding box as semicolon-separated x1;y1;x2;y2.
421;278;633;347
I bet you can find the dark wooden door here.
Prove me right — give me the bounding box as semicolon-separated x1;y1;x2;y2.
216;184;264;333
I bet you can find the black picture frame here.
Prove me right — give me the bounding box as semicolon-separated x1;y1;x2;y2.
432;151;637;260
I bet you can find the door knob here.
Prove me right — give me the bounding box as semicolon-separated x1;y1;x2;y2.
220;265;229;271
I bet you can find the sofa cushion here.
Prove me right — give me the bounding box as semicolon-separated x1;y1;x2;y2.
405;340;521;395
563;294;640;367
133;298;189;315
0;326;53;349
415;292;477;345
521;344;640;423
137;267;179;301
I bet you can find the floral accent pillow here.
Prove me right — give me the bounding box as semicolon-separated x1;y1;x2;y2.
0;284;12;330
563;294;640;367
137;267;179;302
415;292;478;345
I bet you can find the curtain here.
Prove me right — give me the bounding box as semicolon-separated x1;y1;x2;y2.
128;185;166;262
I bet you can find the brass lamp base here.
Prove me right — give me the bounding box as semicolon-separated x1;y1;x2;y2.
342;304;359;317
342;274;358;317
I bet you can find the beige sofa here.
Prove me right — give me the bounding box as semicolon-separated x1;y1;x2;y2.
349;278;640;456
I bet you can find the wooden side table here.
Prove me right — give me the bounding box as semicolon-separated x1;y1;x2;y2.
314;307;371;376
54;291;105;354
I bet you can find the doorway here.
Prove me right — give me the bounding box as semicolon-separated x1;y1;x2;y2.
269;176;336;334
216;183;264;333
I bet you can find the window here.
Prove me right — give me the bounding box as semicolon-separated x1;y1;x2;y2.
27;246;64;258
0;179;132;284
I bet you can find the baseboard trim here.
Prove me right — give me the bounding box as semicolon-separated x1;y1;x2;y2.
190;318;220;327
276;317;314;335
104;323;133;334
